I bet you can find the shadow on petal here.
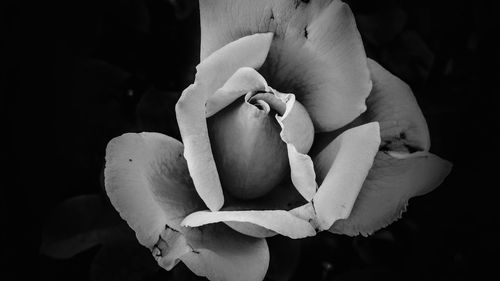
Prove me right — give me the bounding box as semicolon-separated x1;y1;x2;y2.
330;151;452;236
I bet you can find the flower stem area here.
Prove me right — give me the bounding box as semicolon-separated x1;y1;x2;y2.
5;0;498;280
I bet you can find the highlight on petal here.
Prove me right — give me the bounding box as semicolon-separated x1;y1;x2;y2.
206;67;268;117
181;224;269;281
275;92;317;201
182;210;316;239
104;132;204;247
312;122;381;231
176;84;225;211
153;224;270;281
200;0;372;131
365;58;430;151
196;32;273;100
330;151;452;236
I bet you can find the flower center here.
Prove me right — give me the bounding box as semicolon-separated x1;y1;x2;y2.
207;90;289;200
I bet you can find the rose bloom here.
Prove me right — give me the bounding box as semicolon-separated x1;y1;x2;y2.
104;0;451;280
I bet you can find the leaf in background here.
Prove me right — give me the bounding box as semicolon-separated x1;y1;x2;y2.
40;194;123;259
90;237;159;281
356;8;408;46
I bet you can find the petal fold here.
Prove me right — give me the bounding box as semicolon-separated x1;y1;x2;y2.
313;122;381;230
182;210;316;239
104;133;204;247
330;151;452;236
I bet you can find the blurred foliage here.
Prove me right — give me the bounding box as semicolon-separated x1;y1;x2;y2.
5;0;498;280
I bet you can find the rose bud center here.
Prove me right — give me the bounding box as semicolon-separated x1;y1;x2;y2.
207;91;289;200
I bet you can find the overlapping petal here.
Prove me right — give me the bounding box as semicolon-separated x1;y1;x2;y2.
329;151;452;236
200;0;372;131
104;133;204;247
176;33;273;211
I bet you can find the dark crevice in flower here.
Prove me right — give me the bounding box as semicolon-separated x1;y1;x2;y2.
304;26;309;39
247;91;286;115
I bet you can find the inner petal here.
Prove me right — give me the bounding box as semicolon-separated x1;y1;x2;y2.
207;92;289;200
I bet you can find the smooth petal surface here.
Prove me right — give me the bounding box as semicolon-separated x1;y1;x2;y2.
104;133;203;247
330;151;452;236
206;67;268;117
366;58;430;151
313;122;381;230
182;224;269;281
182;210;316;239
200;0;371;131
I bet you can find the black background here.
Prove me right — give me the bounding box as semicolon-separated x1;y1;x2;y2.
5;0;499;280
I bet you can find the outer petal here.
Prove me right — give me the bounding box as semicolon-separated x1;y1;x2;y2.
181;224;269;281
200;0;371;131
176;34;273;210
104;133;204;247
182;210;316;239
312;122;381;230
153;224;270;281
365;58;430;151
330;151;452;236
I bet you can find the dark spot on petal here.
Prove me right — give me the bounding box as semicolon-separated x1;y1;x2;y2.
302;0;310;3
304;26;309;38
128;159;132;162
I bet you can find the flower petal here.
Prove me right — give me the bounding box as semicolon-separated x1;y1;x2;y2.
182;210;316;239
206;67;268;117
200;0;371;131
104;133;204;247
330;151;452;236
181;224;269;281
312;122;381;231
275;92;317;201
365;58;430;151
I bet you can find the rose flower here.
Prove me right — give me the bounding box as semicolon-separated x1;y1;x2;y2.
104;1;451;280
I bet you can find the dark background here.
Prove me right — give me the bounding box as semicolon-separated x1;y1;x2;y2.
5;0;499;280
